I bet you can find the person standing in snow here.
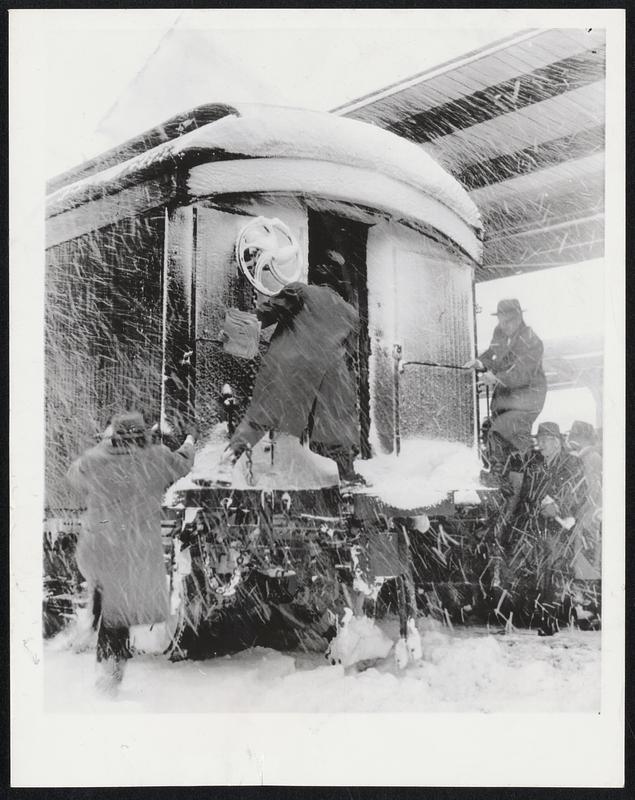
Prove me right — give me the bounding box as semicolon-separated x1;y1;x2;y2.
566;420;602;624
465;299;546;485
505;422;586;635
67;411;195;694
567;420;602;547
212;250;362;487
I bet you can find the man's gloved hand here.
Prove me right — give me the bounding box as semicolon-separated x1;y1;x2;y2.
151;421;174;437
185;423;199;443
540;499;560;519
477;371;500;389
463;358;484;370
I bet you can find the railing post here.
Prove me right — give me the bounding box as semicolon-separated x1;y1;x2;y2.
392;344;402;456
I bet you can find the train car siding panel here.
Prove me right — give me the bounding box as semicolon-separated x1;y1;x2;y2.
45;209;165;508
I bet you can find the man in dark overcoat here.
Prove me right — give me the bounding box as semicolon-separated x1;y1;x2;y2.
566;420;602;624
67;412;195;693
213;251;361;486
504;422;586;634
467;299;546;482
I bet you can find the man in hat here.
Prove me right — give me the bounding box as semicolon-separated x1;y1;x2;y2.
67;411;195;694
504;421;586;634
211;250;363;488
465;298;547;485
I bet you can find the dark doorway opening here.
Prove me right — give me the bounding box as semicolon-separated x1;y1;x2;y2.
307;210;371;459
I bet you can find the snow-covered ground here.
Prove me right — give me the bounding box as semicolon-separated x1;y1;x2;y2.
44;619;600;714
48;430;597;715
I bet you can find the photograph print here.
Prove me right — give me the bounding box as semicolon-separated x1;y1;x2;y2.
10;7;625;790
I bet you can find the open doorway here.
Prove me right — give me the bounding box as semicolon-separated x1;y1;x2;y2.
307;210;371;458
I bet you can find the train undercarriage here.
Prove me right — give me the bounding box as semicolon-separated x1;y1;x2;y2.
44;479;519;668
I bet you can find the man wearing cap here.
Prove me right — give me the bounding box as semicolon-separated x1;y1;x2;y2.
505;421;586;634
212;250;363;487
67;411;195;694
465;298;547;484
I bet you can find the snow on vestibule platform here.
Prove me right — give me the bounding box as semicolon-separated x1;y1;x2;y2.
354;438;482;510
44;617;600;714
165;424;483;509
164;423;340;500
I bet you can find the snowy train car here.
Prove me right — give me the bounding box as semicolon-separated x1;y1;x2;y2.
45;103;491;657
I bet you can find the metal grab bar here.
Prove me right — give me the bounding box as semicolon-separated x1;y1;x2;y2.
399;359;472;372
391;344;476;456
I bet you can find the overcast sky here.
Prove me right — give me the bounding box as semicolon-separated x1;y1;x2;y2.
41;9;519;177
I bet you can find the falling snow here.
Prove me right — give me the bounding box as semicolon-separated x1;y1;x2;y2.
38;23;608;728
44;617;600;713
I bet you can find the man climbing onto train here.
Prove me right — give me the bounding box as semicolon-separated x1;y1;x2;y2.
465;298;546;491
211;250;364;489
502;421;586;635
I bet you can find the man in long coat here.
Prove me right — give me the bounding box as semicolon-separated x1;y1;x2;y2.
567;420;602;570
466;298;546;482
67;412;194;692
214;251;361;486
566;420;602;625
504;422;586;634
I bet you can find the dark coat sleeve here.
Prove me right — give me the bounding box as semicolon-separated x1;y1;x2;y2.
66;443;106;497
479;327;505;371
519;452;586;522
491;328;544;389
160;441;195;484
66;455;89;496
256;283;305;328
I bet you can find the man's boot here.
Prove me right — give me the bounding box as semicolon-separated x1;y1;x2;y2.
336;452;369;490
481;431;513;488
95;656;126;696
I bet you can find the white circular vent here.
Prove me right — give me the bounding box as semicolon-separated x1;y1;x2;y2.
235;216;302;296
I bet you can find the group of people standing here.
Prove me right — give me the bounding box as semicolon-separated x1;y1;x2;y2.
466;298;602;634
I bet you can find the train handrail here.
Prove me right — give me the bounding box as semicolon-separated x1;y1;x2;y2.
391;343;480;456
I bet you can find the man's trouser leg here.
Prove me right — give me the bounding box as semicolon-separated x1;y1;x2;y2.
92;588;131;663
490;410;536;459
97;624;131;663
487;429;513;479
488;410;536;488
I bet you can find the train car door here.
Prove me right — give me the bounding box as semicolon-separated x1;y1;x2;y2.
366;221;476;451
180;201;309;435
307;211;371;458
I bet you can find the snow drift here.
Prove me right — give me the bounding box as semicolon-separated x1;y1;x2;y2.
44;618;600;714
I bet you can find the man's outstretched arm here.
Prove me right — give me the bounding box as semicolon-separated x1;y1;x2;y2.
256;284;304;328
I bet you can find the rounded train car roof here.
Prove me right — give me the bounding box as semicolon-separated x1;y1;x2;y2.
46;103;483;262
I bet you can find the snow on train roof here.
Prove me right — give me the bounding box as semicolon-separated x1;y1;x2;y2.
46;103;482;258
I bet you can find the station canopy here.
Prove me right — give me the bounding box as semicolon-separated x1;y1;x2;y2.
334;28;605;283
